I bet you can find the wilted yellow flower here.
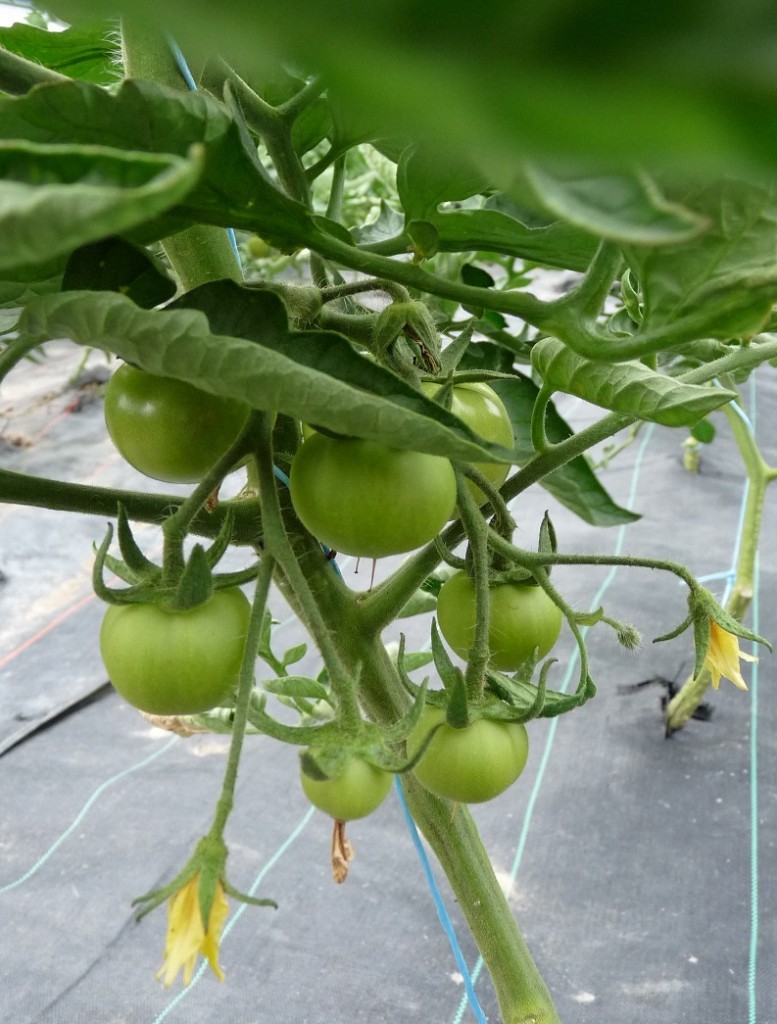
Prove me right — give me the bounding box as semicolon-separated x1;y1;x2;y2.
156;874;229;987
705;621;758;691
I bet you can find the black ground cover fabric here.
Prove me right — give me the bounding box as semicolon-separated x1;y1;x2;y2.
1;342;775;1023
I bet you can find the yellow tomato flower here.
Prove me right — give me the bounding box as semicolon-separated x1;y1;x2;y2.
704;621;758;691
156;874;229;987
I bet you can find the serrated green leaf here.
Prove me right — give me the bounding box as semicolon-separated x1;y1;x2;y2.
17;285;517;464
352;200;405;245
0;22;118;85
397;142;490;222
531;337;736;427
432;207;598;272
0;78;313;247
0;140;202;272
623;179;777;341
490;374;640;526
522;164;708;245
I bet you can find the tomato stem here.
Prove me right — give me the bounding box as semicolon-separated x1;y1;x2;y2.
210;554;276;837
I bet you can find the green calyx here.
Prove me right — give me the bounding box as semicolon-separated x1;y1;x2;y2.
92;505;259;611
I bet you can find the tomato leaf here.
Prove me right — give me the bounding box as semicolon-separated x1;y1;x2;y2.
0;78;314;247
17;287;517;464
530;337;736;427
623;178;777;341
0;22;118;85
490;374;640;526
522;165;708;246
0;140;202;272
62;237;176;309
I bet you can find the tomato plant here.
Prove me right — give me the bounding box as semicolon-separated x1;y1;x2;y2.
437;571;563;671
289;432;457;557
407;707;529;803
99;588;251;715
300;757;393;820
104;364;251;483
422;381;514;500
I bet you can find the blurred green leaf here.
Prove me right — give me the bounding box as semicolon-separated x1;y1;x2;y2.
0;22;117;85
0;140;201;272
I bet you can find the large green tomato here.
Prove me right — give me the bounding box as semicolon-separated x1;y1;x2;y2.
289;433;457;558
99;588;251;715
437;571;563;671
300;757;394;820
104;364;251;483
422;381;513;503
407;707;529;803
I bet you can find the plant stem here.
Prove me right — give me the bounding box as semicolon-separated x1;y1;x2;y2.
120;23;242;290
211;553;275;836
665;401;777;732
0;45;69;92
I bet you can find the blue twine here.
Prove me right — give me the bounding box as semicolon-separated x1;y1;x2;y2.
394;777;489;1024
166;37;242;273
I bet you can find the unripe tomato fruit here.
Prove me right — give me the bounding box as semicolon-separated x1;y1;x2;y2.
421;381;513;503
437;571;563;671
246;234;271;258
300;758;393;820
104;364;251;483
289;433;457;558
99;588;251;715
407;707;529;803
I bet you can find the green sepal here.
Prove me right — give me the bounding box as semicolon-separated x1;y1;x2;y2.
691;603;712;679
221;878;277;910
695;586;773;651
92;522;159;606
383;680;430;745
195;835;227;932
203;507;236;569
538;511;557;558
444;669;470;729
116;504;160;582
653;609;693;644
437;319;476;375
300;745;350;782
168;544;214;611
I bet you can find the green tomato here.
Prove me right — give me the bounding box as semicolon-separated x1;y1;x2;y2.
246;234;271;258
422;381;513;503
407;707;529;803
99;588;251;715
104;364;250;483
300;757;393;820
289;433;457;558
437;571;562;671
